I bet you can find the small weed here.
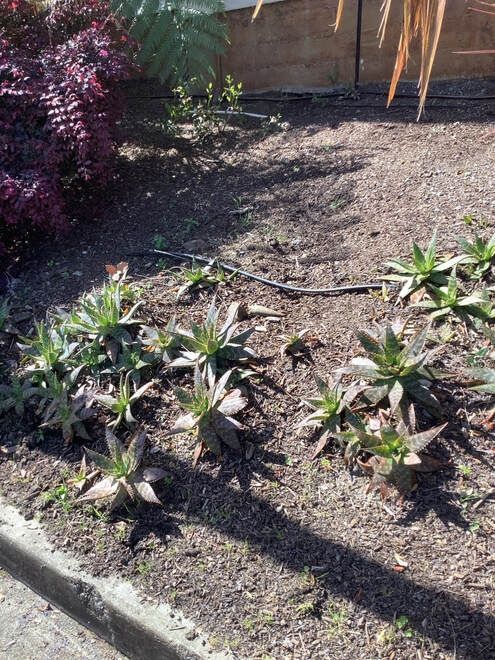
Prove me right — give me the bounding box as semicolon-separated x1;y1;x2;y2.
461;214;488;229
299;565;315;587
153;234;167;250
328;197;346;212
136;560;152;576
259;611;274;626
88;505;109;523
113;523;127;542
395;614;415;638
156;258;168;271
469;520;481;534
162;474;173;488
370;282;392;303
458;464;472;478
459;489;482;511
376;625;396;645
296;601;316;616
242;616;256;632
327;603;348;638
42;484;72;512
182;217;199;232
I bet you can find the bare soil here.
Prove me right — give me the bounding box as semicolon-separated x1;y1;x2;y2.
1;80;495;659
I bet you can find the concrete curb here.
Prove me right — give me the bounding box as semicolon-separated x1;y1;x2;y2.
0;500;228;660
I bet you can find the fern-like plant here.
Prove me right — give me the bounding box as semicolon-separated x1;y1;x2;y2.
114;0;227;84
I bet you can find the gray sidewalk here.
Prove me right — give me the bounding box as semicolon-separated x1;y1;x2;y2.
0;569;124;660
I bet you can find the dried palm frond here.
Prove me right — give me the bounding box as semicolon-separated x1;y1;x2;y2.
336;0;447;117
254;0;449;117
454;1;495;55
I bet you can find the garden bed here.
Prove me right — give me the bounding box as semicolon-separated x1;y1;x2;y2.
1;80;495;659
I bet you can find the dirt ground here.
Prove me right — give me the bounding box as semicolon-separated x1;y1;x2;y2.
1;80;495;659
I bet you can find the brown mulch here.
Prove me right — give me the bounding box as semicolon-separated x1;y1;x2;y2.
1;80;495;659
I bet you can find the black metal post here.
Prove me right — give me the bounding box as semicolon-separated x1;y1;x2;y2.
354;0;364;90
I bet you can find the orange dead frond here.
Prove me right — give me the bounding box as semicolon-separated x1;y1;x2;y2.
251;0;264;22
334;0;345;30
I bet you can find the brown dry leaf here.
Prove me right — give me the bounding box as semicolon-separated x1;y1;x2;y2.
310;434;330;460
410;287;426;304
393;552;409;572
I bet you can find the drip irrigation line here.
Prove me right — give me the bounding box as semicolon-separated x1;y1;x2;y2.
128;249;386;295
127;91;495;103
359;91;495;101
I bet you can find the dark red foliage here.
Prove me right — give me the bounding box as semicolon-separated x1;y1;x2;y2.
0;0;132;255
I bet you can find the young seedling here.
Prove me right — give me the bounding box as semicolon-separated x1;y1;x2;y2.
415;273;491;322
141;319;179;363
297;376;361;458
279;330;309;357
337;323;440;417
173;262;234;300
168;302;256;387
78;428;165;510
67;455;99;492
166;368;248;466
95;372;154;428
458;235;495;280
383;233;466;299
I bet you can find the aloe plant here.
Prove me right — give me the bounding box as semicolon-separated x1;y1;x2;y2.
65;278;142;344
40;385;95;442
35;368;84;411
383;234;466;299
297;376;361;457
95;372;154;428
338;419;446;495
101;342;156;386
458;235;495;280
78;428;165;510
168;302;256;387
465;325;495;394
18;321;76;374
173;262;233;300
337;323;440;416
141;319;179;363
415;274;491;321
278;330;309;357
166;368;248;465
72;339;108;376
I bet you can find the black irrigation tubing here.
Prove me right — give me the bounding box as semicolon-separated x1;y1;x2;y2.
128;249;387;295
127;91;495;103
359;90;495;101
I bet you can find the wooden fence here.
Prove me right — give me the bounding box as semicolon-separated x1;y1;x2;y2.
220;0;495;91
